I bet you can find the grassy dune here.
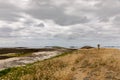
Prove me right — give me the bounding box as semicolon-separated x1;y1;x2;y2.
0;48;120;80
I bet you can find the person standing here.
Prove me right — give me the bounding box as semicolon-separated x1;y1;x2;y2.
97;44;100;50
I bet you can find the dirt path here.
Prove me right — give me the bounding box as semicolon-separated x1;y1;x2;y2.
0;51;61;71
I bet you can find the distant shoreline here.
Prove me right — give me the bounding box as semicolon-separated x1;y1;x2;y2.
0;45;120;49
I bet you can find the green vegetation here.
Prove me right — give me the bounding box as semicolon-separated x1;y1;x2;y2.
0;68;11;77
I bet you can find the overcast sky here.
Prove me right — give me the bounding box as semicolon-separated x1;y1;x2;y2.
0;0;120;47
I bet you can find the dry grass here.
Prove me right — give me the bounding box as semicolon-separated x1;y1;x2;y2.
0;48;120;80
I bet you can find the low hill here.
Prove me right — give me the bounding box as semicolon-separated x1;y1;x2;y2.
81;46;94;49
0;48;120;80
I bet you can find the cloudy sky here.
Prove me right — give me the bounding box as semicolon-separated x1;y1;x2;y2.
0;0;120;47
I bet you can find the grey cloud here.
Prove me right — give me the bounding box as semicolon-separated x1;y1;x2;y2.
88;0;120;22
35;23;45;27
25;1;90;26
0;26;13;37
0;0;90;26
26;9;89;26
113;16;120;24
0;1;21;22
96;7;120;22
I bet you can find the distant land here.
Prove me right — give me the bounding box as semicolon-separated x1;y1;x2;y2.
0;45;120;49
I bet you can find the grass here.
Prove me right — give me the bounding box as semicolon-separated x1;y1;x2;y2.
0;68;11;77
0;48;120;80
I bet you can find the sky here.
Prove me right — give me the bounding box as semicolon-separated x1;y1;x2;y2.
0;0;120;48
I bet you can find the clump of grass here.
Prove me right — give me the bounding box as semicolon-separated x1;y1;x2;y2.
0;68;11;77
